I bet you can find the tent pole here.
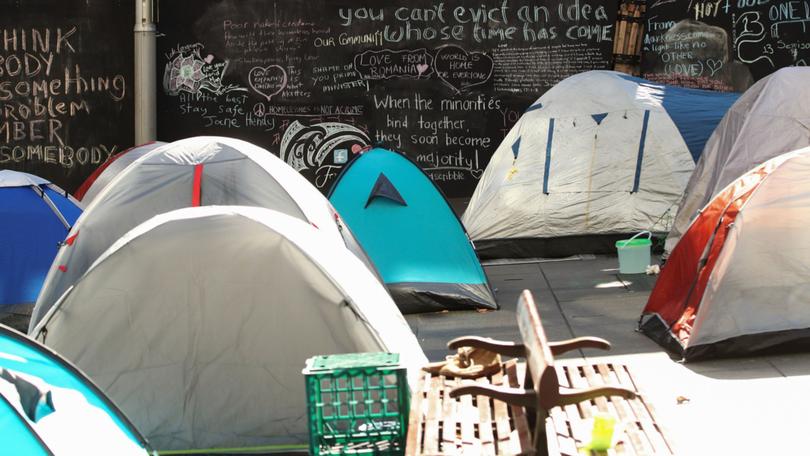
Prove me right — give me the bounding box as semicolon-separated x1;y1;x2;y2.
134;0;157;144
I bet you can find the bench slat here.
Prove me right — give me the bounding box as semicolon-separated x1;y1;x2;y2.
612;365;663;455
587;364;647;456
580;364;613;415
491;368;515;453
441;376;458;454
613;365;655;456
548;405;580;455
554;365;589;453
405;373;428;456
475;377;495;456
563;366;592;446
562;365;595;426
475;376;496;456
506;361;533;453
595;363;652;456
424;374;443;454
583;363;636;456
594;364;639;455
459;390;477;454
615;365;674;455
585;363;634;446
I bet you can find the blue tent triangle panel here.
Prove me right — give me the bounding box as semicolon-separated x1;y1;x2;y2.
525;103;543;113
0;326;152;452
512;137;521;160
591;113;609;125
0;369;54;422
365;173;406;208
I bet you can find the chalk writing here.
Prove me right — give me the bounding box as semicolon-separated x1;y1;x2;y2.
0;144;116;167
156;0;617;197
0;18;131;185
434;45;493;93
735;12;774;67
248;65;287;100
643;0;810;90
353;48;434;80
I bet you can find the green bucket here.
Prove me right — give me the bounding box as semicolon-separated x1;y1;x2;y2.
615;231;652;274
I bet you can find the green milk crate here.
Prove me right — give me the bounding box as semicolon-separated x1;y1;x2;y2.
303;352;409;455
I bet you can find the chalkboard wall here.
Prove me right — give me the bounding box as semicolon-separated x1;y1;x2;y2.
642;0;810;91
156;0;618;197
0;0;134;192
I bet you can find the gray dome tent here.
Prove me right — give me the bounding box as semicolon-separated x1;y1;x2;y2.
462;71;738;258
31;206;427;452
32;136;377;330
666;67;810;253
73;141;166;205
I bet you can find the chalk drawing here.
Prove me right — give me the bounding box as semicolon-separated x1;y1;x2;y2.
280;121;370;187
163;45;246;96
434;45;494;94
248;65;287;101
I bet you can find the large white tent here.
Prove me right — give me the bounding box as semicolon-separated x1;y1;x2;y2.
30;206;427;452
31;136;375;328
462;71;738;258
666;67;810;252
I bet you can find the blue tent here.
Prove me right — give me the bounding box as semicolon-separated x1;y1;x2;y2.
616;74;740;162
0;171;81;326
328;148;497;313
0;324;153;454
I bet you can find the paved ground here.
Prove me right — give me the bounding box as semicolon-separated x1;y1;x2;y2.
405;255;810;455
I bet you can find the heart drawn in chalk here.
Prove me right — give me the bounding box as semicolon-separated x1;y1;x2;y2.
470;168;483;179
434;45;494;94
248;65;287;101
416;63;429;75
706;59;724;77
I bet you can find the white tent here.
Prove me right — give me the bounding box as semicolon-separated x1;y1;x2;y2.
666;67;810;253
74;141;166;204
32;136;375;328
462;71;737;258
30;206;427;452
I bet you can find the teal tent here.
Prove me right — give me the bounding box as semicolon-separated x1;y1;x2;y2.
328;148;497;313
0;324;152;455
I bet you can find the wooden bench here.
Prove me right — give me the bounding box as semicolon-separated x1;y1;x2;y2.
406;290;674;455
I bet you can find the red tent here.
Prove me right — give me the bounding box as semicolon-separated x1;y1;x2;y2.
640;147;810;360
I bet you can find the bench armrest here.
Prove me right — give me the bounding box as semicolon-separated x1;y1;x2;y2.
554;385;636;407
447;336;526;357
448;383;536;408
548;336;611;355
447;336;609;357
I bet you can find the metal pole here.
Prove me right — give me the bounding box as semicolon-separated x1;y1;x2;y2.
134;0;156;144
